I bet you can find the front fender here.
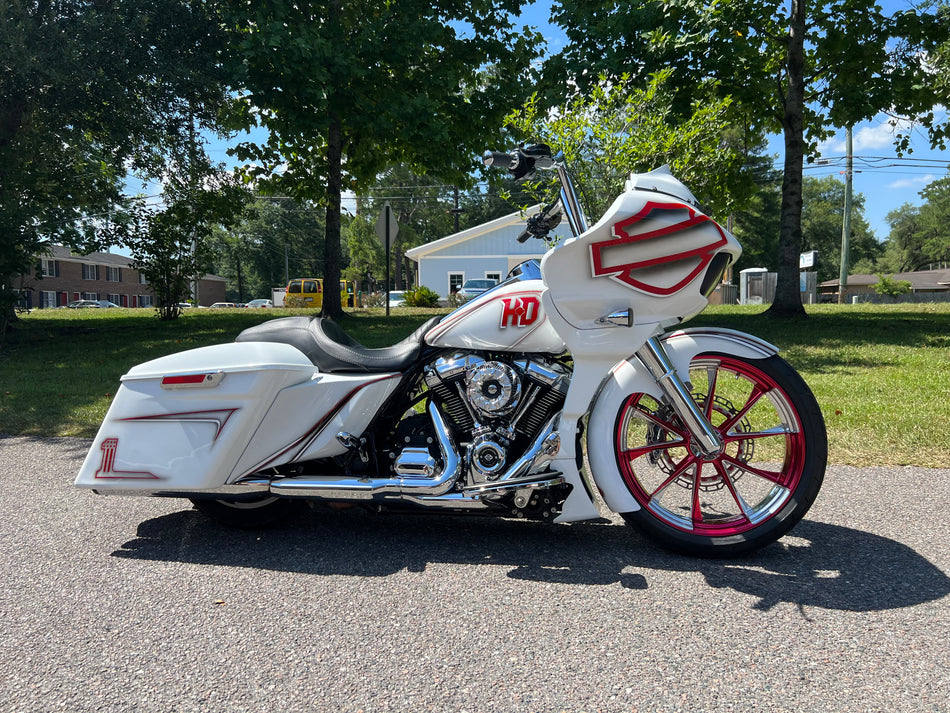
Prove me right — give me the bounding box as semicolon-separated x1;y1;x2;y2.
585;327;779;515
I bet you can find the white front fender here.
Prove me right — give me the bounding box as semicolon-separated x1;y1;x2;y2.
585;327;779;515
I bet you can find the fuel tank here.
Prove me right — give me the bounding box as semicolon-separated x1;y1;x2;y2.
424;279;566;354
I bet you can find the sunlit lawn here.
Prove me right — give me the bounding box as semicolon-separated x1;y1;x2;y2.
1;302;948;467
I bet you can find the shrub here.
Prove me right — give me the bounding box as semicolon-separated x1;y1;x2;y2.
283;293;308;308
873;274;913;299
404;286;441;308
361;292;385;308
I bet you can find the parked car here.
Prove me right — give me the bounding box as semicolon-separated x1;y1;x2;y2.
209;302;237;308
388;291;407;308
245;299;273;308
457;278;498;300
67;300;102;309
97;300;121;308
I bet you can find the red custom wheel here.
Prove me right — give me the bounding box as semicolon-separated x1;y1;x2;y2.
616;353;826;556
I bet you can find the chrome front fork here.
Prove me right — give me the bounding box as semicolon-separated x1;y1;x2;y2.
635;336;723;457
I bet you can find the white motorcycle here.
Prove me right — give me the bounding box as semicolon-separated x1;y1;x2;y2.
76;145;826;556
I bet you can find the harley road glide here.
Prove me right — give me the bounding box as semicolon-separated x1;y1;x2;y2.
76;145;826;557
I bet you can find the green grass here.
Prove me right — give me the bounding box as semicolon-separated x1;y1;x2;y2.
1;303;948;467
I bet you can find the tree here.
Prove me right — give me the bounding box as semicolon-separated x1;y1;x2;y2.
209;196;328;301
504;72;756;222
356;165;461;291
916;177;950;266
113;168;247;320
880;204;928;273
0;0;232;330
343;215;385;295
800;176;880;283
731;178;783;274
548;0;950;316
221;0;541;319
879;177;950;272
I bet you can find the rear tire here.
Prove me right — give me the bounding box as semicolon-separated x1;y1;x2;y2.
615;353;826;557
189;495;300;528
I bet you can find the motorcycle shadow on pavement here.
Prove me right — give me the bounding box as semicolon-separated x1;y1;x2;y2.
112;504;950;613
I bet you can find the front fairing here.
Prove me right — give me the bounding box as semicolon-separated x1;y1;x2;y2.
542;188;741;332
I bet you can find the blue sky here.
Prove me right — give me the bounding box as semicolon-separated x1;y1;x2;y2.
192;0;947;244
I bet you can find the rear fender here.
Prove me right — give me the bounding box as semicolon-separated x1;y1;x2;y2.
586;328;779;515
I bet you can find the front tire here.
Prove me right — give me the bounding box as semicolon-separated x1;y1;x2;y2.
189;495;300;528
615;353;826;557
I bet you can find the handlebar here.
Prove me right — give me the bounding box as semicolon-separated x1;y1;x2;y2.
483;144;555;181
516;202;563;243
485;142;588;239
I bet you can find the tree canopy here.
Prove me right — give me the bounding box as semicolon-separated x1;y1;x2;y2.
220;0;542;318
505;71;757;222
546;0;950;316
880;176;950;272
0;0;232;328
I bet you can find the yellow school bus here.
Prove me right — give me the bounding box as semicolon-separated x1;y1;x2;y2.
285;278;353;309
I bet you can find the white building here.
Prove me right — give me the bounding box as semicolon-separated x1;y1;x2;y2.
405;206;572;298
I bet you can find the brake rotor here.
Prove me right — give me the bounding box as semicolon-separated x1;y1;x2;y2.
645;393;754;492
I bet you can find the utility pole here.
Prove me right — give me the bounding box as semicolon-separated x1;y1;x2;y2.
837;126;853;305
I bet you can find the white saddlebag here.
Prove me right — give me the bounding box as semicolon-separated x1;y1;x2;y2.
75;342;399;492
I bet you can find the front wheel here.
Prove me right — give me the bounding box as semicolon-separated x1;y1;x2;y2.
615;353;826;557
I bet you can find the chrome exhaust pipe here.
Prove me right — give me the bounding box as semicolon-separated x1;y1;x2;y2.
265;401;463;501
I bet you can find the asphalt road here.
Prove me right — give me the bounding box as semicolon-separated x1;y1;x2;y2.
1;435;948;713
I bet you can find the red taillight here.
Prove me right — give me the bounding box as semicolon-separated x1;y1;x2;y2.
160;372;224;389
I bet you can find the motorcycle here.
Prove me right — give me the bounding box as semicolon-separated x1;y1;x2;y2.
75;144;826;557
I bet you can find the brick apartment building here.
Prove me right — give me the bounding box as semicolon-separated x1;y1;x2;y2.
16;245;226;309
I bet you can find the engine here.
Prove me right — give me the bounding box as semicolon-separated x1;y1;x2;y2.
420;353;570;487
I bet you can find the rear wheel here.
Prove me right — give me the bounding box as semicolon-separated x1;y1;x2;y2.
615;353;826;557
189;494;300;528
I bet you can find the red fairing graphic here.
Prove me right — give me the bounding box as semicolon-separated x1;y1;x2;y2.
499;295;541;328
590;201;727;295
94;438;159;480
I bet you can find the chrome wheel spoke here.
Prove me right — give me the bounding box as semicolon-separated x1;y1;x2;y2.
721;453;792;488
713;460;754;522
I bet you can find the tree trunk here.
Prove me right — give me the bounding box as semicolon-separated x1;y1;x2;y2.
767;0;808;319
393;245;404;290
322;112;344;319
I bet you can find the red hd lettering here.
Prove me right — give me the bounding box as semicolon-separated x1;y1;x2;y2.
500;296;540;328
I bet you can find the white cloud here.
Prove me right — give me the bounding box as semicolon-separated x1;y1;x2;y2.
819;118;915;156
888;174;936;190
853;120;908;151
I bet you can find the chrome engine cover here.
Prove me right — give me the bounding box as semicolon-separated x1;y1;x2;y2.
465;360;522;420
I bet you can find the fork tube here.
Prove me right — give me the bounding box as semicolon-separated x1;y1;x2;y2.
636;337;723;456
557;164;588;237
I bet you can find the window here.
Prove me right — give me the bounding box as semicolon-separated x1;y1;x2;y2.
40;259;59;277
448;272;464;295
139;273;148;284
81;292;99;301
81;263;100;280
40;291;56;308
107;293;122;305
139;295;153;307
106;266;122;282
485;271;502;284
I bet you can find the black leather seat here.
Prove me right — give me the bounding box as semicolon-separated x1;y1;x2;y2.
235;316;442;373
